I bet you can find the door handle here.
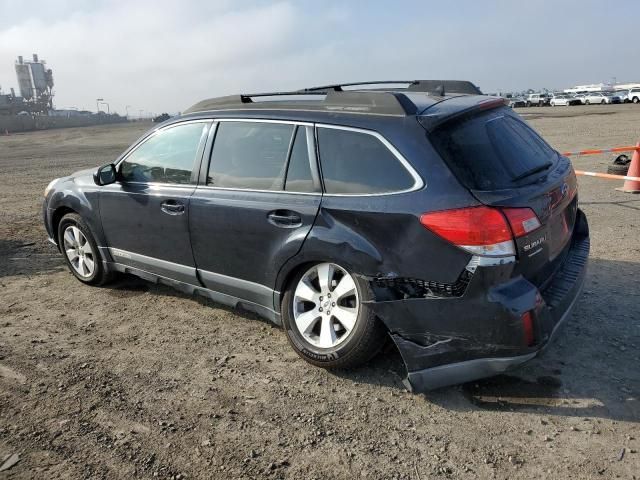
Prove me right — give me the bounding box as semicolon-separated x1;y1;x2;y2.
267;210;302;228
161;200;185;215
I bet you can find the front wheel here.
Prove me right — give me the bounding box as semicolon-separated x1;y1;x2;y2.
282;262;386;369
585;100;590;105
58;213;113;285
633;97;639;104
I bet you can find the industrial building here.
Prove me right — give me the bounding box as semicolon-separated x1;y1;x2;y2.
0;54;54;115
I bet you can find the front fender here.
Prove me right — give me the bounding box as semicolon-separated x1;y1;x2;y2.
45;174;108;256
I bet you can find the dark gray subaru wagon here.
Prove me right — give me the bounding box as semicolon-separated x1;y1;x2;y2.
43;80;589;391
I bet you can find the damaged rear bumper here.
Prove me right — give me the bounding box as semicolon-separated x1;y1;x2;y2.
368;210;590;392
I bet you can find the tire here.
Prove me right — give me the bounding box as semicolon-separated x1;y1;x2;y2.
58;213;114;285
633;97;640;104
526;101;531;107
282;262;386;369
585;100;590;105
538;101;544;107
607;164;630;175
601;100;606;105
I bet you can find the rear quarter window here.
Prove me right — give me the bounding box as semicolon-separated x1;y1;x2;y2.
429;108;558;190
317;127;416;195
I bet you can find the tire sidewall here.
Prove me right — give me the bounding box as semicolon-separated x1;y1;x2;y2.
282;264;374;365
58;214;103;284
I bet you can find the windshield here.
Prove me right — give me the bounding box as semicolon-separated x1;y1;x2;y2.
429;107;558;190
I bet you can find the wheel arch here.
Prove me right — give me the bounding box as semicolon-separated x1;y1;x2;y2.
51;206;78;245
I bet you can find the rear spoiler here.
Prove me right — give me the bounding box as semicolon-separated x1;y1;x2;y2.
417;97;507;132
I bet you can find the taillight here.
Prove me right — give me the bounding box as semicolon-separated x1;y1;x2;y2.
503;208;541;237
419;206;541;257
521;311;535;346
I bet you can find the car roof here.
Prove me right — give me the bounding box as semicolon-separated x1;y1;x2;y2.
182;80;483;119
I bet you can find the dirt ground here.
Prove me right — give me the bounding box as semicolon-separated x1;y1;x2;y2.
0;105;639;479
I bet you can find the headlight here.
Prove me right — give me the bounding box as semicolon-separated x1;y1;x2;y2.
44;179;58;198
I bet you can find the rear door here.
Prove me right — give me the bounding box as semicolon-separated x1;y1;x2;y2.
429;107;578;286
189;120;322;309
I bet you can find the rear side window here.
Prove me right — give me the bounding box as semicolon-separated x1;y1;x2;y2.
285;127;317;193
120;122;206;184
430;108;557;190
208;122;294;190
317;127;415;194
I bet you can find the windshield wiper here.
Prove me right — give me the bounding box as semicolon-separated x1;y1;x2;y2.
511;161;553;182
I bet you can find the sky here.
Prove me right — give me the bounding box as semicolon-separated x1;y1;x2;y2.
0;0;637;116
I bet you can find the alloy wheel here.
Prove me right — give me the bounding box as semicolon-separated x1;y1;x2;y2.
63;225;95;278
292;263;359;349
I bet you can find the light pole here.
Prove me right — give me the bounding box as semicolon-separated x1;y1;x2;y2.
125;105;131;118
139;109;144;119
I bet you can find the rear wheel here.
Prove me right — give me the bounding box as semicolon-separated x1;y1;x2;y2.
282;262;386;369
526;101;531;107
601;99;606;104
58;213;113;285
633;97;640;104
585;100;590;105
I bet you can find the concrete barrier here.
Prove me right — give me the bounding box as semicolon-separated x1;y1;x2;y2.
0;114;128;133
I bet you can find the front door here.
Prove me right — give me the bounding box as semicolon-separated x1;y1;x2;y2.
189;120;322;309
100;120;211;284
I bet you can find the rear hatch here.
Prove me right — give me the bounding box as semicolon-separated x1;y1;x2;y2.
426;105;578;287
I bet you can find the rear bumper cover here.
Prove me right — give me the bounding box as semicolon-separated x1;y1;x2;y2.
370;209;590;392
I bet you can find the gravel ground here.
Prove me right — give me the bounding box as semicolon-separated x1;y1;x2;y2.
0;105;639;479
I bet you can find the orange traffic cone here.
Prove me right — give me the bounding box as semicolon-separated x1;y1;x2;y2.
616;142;640;193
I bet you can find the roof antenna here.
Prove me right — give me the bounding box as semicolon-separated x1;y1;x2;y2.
434;84;445;96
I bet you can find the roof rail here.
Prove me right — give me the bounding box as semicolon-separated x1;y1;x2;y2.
301;80;419;92
183;80;482;116
301;80;482;95
184;89;418;115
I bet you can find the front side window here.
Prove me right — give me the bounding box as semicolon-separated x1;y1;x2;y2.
120;122;206;184
317;127;415;194
208;121;294;190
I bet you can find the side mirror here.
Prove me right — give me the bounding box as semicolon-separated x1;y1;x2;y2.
93;164;117;186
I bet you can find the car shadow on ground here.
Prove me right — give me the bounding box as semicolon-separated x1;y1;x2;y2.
90;255;640;424
0;238;65;278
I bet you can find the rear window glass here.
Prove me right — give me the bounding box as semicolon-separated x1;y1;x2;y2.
430;108;557;190
285;127;317;193
207;121;294;190
317;127;414;194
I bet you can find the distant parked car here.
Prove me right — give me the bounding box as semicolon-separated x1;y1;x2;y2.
583;92;618;105
508;97;526;108
153;113;171;123
572;94;587;105
628;88;640;104
614;90;631;103
550;94;581;106
526;93;550;107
